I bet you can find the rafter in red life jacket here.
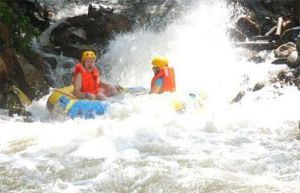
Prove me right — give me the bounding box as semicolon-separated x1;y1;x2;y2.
151;67;176;93
73;63;100;95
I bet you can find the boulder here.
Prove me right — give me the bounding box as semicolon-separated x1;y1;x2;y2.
63;59;76;69
228;28;247;41
0;56;7;84
252;82;265;91
274;42;296;58
49;4;130;58
62;72;73;86
43;56;58;69
50;22;87;46
236;16;260;37
277;69;296;85
287;50;300;68
0;85;32;117
231;91;245;103
15;54;46;96
271;58;288;65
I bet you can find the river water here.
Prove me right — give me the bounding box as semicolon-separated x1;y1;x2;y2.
1;1;300;193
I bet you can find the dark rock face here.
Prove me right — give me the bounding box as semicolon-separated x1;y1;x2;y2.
0;20;49;116
0;56;7;85
230;0;299;47
48;5;130;59
236;16;260;37
297;33;300;52
43;56;58;69
292;0;300;24
8;0;54;31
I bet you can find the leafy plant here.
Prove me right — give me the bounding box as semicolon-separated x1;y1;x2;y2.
0;1;40;52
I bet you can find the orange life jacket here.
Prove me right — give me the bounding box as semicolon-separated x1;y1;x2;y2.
151;67;176;93
73;63;100;95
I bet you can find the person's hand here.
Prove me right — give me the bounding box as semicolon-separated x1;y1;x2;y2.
86;93;96;100
115;85;124;92
96;92;108;100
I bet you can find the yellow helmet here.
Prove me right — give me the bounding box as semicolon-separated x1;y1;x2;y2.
81;51;96;61
152;56;168;68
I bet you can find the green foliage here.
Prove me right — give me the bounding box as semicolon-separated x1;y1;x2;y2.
0;1;40;52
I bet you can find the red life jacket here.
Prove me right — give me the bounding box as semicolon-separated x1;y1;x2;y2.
73;63;100;95
151;67;176;93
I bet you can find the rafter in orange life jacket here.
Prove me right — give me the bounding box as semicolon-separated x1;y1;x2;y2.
151;67;176;93
73;63;100;95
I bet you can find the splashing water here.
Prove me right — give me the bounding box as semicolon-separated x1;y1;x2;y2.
1;1;300;193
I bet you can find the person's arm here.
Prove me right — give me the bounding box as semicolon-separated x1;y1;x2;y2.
149;84;162;94
100;81;120;97
150;78;163;94
96;91;108;100
74;73;96;99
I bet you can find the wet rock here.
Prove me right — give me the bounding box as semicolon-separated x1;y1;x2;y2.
271;58;287;65
63;60;76;69
0;85;32;117
88;4;113;18
15;54;46;96
62;72;73;85
248;54;265;63
277;68;298;86
23;51;48;74
282;17;297;32
292;0;300;24
231;91;245;103
234;41;275;51
277;26;300;45
49;4;130;58
43;56;57;69
241;49;266;63
1;21;49;99
84;10;130;43
236;16;260;37
235;0;299;38
292;66;300;77
293;77;300;88
297;33;300;52
252;82;265;91
274;42;296;58
0;23;14;79
51;22;89;46
279;69;293;79
0;56;7;84
261;0;274;8
42;45;61;55
228;28;247;41
287;50;300;68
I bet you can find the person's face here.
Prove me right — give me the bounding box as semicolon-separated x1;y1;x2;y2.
83;58;96;72
152;66;159;74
